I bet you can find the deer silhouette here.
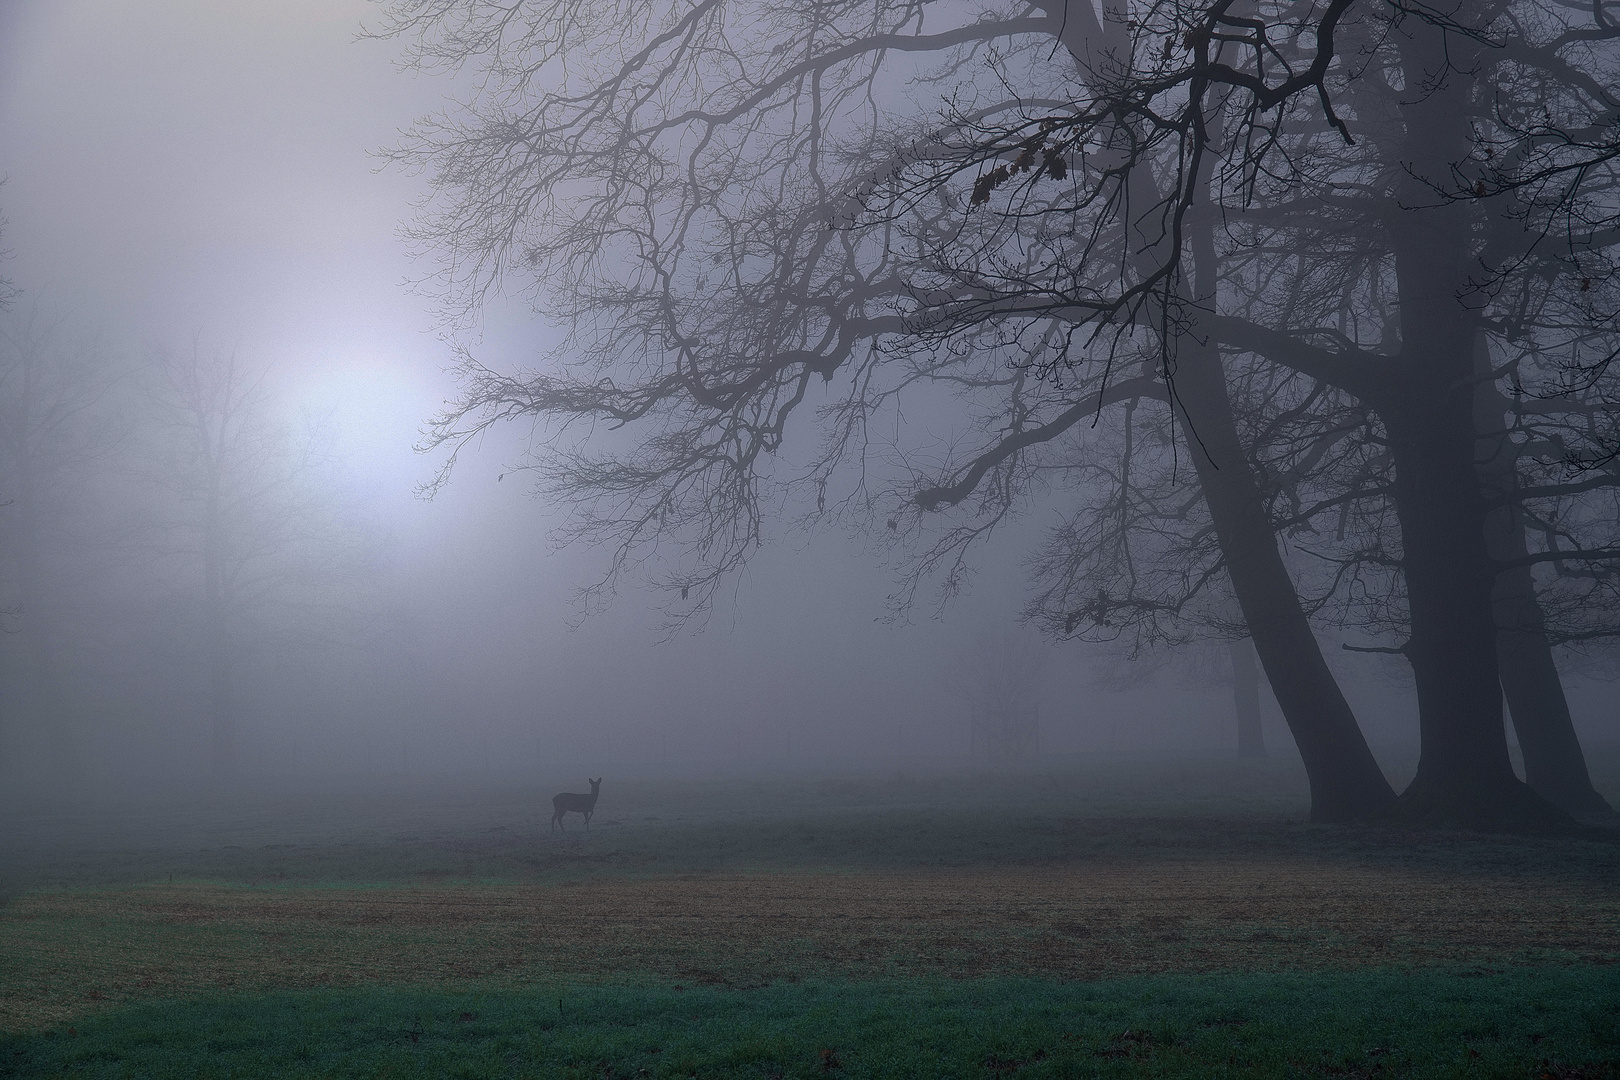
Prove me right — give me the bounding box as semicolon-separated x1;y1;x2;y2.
551;777;601;831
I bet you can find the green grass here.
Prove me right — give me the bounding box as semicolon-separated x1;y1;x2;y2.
5;764;1618;1074
4;967;1617;1078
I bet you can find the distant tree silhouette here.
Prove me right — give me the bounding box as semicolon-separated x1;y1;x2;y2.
954;628;1044;762
144;341;363;778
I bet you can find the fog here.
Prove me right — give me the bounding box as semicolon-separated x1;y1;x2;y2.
0;0;1613;813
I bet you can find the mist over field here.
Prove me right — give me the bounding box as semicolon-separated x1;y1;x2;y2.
0;0;1015;794
0;0;1487;804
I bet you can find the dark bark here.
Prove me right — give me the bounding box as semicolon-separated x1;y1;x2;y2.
1372;27;1569;828
1476;377;1615;818
1176;337;1395;819
1229;637;1267;759
1379;395;1548;824
1076;0;1392;819
1493;556;1615;818
1181;164;1391;819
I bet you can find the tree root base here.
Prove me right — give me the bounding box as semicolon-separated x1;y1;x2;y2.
1538;786;1619;822
1378;776;1578;833
1306;778;1397;824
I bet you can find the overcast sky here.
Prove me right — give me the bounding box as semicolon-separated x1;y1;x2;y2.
1;1;440;460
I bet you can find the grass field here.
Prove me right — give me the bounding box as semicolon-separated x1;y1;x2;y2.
3;754;1619;1075
5;969;1620;1078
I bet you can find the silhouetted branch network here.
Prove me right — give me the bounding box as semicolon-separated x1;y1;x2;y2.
376;0;1620;657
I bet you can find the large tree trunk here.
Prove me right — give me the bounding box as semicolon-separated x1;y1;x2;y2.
1037;0;1391;819
1494;567;1615;819
208;647;234;778
1474;367;1613;817
1379;396;1556;825
1376;26;1569;829
1179;157;1390;818
1475;398;1614;817
1229;637;1267;759
1176;339;1395;819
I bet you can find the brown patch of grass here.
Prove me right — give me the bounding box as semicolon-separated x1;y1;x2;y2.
3;857;1617;1029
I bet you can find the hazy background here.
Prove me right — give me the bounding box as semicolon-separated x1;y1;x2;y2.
2;0;1604;802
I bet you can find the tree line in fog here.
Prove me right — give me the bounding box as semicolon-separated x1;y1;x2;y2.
0;303;401;780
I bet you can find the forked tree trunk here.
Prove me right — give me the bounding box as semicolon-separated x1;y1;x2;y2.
1229;637;1267;759
1373;28;1570;829
1379;397;1552;825
1474;374;1614;817
1494;580;1615;819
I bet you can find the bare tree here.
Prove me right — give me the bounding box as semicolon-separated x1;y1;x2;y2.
144;341;363;777
377;0;1620;826
953;627;1045;761
1192;2;1618;825
373;0;1397;820
871;0;1620;825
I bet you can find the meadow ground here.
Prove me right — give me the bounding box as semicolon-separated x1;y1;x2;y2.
2;752;1619;1076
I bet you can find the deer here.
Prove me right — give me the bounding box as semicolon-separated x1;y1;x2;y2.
551;777;601;831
